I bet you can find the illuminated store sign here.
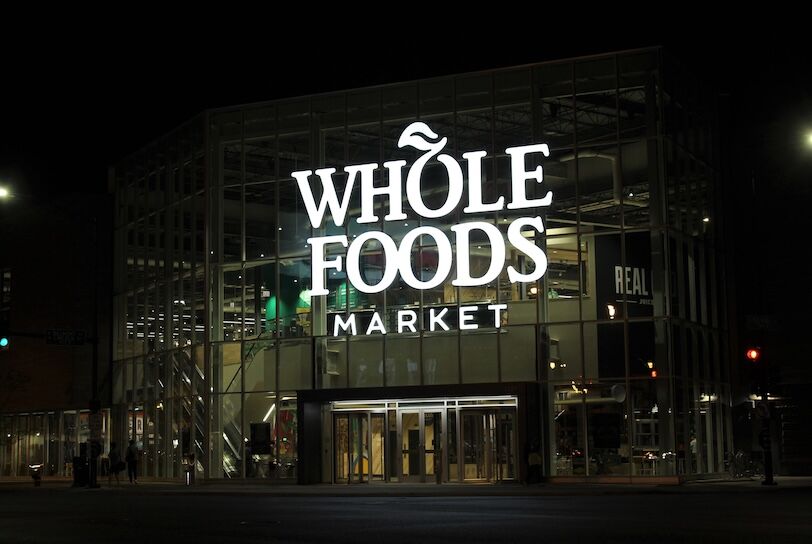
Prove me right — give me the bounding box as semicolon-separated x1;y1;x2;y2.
327;303;507;336
595;232;654;319
294;122;553;334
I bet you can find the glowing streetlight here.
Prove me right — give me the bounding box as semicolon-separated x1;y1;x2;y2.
807;131;812;148
0;186;10;199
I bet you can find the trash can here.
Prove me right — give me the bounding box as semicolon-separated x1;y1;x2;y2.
182;454;196;486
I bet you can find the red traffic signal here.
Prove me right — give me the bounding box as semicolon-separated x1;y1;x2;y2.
745;347;761;362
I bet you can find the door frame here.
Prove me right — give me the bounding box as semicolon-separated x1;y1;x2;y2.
323;394;521;485
455;407;517;482
397;409;443;483
332;411;386;484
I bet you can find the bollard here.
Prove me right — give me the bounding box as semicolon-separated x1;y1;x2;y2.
183;454;196;486
29;464;43;487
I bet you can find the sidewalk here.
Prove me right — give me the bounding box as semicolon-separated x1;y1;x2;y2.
3;476;811;497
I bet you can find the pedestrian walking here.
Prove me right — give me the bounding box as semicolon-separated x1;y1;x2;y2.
126;440;139;484
108;442;123;487
527;440;542;484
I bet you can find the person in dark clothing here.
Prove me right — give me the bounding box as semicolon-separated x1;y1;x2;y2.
125;440;139;484
527;440;542;484
108;442;123;487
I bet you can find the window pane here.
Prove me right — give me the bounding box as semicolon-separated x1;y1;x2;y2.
595;322;625;380
212;342;242;394
500;326;536;382
244;182;276;262
320;337;347;389
276;395;298;480
278;339;312;391
385;336;421;386
549;382;585;475
244;392;277;479
423;333;458;385
461;330;498;383
543;323;583;381
244;341;276;392
348;336;383;388
586;381;629;476
213;393;242;479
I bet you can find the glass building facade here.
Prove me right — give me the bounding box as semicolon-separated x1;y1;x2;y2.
110;47;732;483
0;409;112;478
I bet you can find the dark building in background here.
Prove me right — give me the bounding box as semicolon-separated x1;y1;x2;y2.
0;195;112;477
109;47;736;484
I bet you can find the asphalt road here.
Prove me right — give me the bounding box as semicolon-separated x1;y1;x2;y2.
1;484;810;543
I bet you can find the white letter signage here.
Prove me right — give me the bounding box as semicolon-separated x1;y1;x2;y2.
291;122;555;336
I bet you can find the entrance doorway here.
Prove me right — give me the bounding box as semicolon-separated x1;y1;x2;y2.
399;410;441;483
333;412;385;483
455;410;516;481
330;396;517;484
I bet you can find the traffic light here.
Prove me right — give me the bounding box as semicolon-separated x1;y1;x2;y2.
745;347;761;362
0;336;8;350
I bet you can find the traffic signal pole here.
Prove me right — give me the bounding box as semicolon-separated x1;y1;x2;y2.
87;215;101;489
760;355;776;486
749;347;777;486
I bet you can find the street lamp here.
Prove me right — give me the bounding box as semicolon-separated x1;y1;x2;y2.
0;186;10;199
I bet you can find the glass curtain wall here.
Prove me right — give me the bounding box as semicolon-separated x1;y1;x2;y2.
111;47;730;481
662;52;730;477
0;410;111;477
112;116;208;479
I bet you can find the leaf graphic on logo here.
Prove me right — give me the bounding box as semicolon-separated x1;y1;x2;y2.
398;122;447;152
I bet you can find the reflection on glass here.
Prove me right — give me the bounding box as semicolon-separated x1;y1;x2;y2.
348;337;383;388
278;339;312;391
424;412;438;478
244;342;276;392
217;394;242;479
401;412;420;480
278;259;311;338
350;414;368;482
370;414;385;481
463;412;487;480
586;384;629;476
544;324;583;381
447;409;457;480
496;411;516;480
461;331;497;383
422;334;458;385
501;326;536;382
386;336;420;387
275;396;297;479
335;414;348;482
552;384;584;476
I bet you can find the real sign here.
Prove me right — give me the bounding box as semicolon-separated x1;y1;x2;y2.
294;123;553;335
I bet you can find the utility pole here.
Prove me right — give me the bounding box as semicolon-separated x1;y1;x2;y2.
87;214;101;488
747;347;776;486
759;354;776;486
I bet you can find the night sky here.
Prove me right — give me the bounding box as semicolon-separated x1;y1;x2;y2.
1;30;808;197
1;26;810;379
